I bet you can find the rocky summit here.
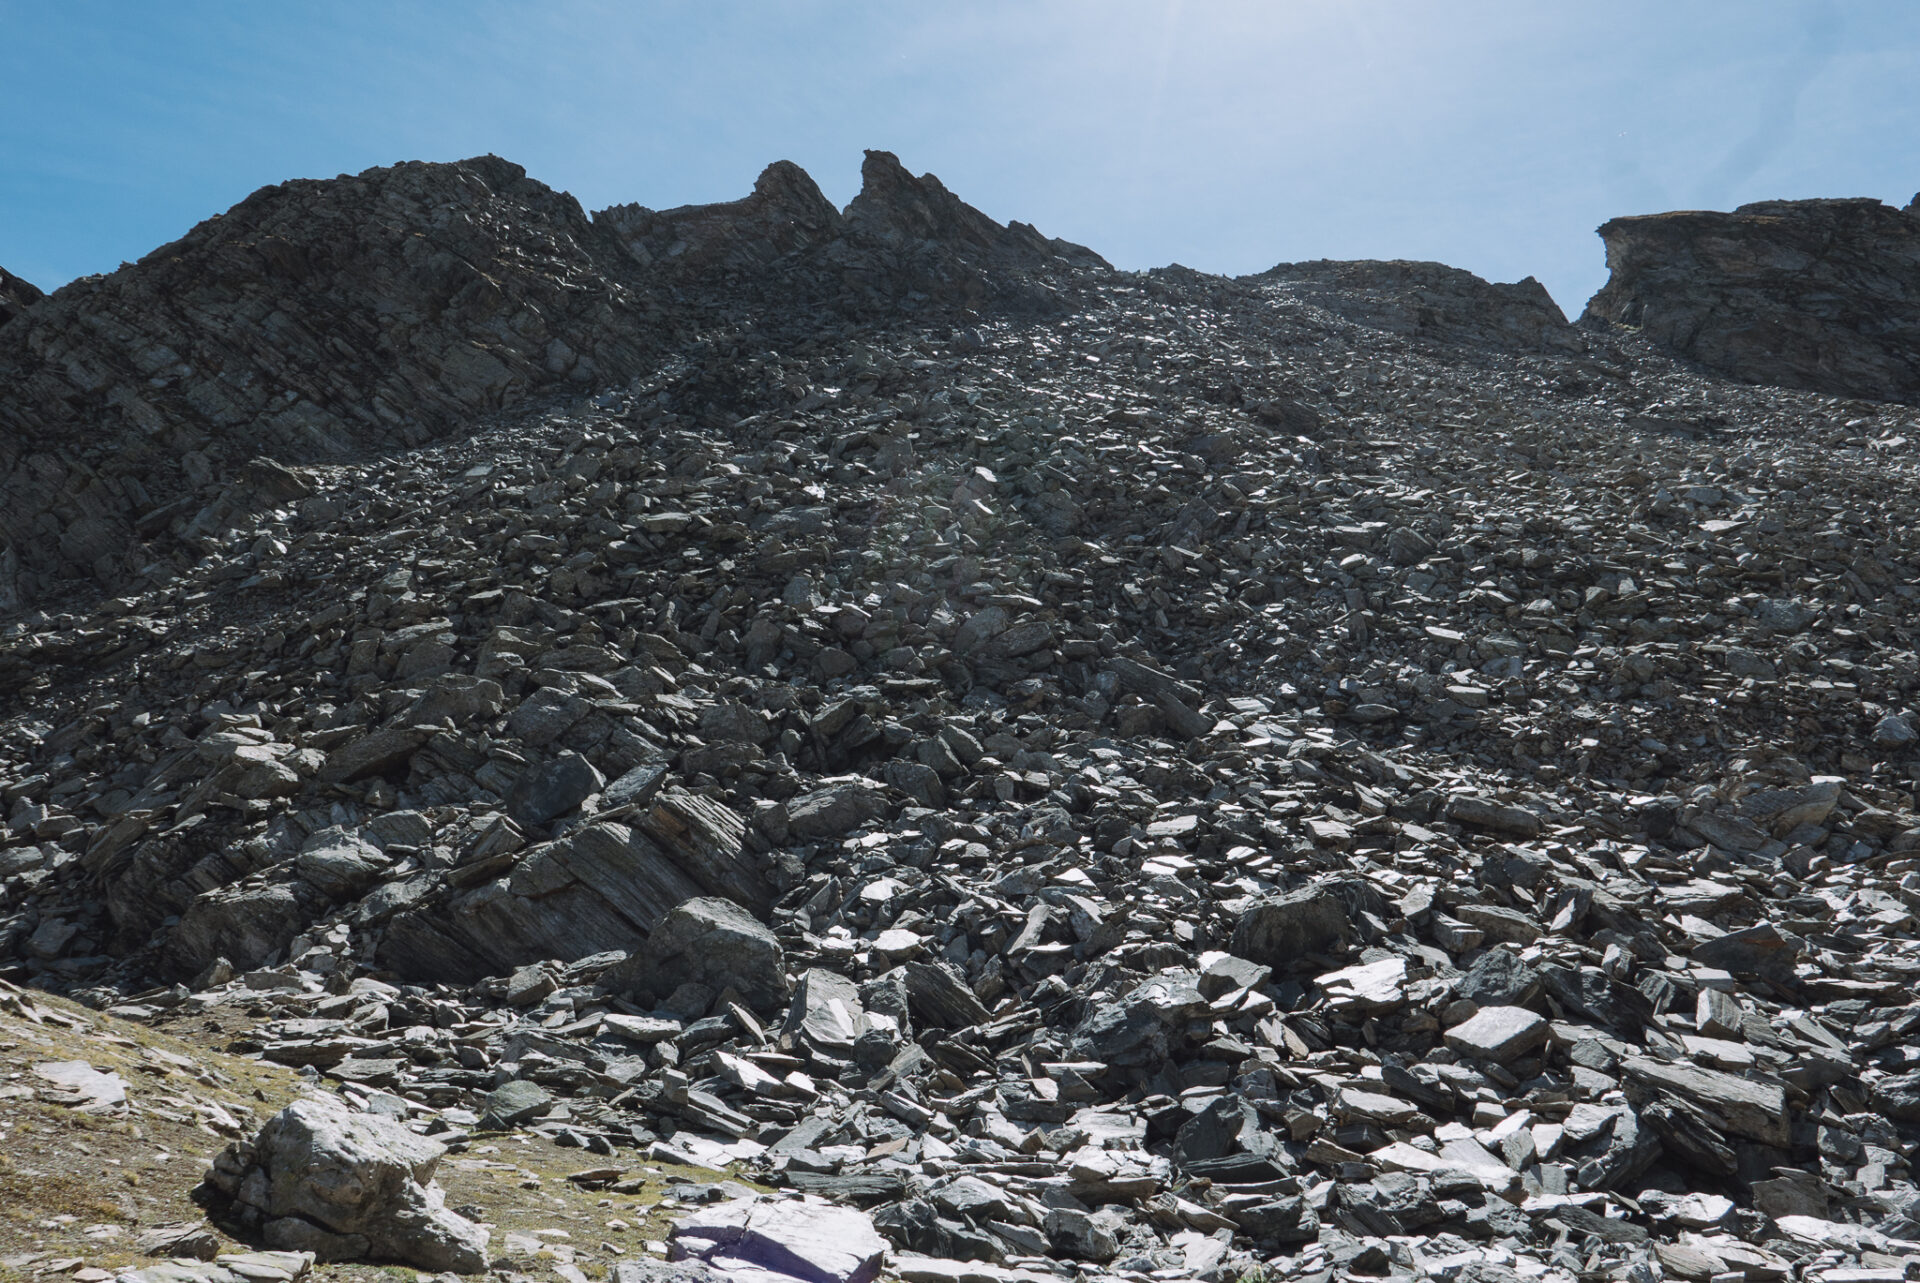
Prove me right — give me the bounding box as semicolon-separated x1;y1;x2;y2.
4;153;1920;1283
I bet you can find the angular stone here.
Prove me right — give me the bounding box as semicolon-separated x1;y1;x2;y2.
295;830;390;901
1445;795;1542;837
903;960;992;1029
638;789;773;914
1443;1005;1548;1062
1231;887;1353;966
669;1196;887;1283
785;780;888;842
1317;958;1407;1011
785;967;866;1054
1620;1056;1789;1147
481;1079;553;1129
203;1099;488;1272
603;896;789;1015
1691;922;1801;979
506;751;606;827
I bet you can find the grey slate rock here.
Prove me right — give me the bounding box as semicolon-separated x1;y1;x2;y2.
1690;922;1802;979
481;1078;553;1128
295;830;392;901
1455;948;1542;1008
203;1098;489;1272
603;896;790;1015
1231;886;1353;966
1443;1006;1548;1062
785;780;888;841
506;751;606;827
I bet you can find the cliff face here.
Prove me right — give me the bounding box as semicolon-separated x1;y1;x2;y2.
1583;195;1920;404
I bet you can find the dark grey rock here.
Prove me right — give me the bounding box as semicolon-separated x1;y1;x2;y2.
506;751;606;827
603;896;789;1015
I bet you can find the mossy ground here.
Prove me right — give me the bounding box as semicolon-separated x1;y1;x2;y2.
0;987;763;1281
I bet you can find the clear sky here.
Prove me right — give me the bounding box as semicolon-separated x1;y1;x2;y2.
4;1;1918;315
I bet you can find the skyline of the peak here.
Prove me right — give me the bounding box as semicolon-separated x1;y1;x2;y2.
4;2;1919;313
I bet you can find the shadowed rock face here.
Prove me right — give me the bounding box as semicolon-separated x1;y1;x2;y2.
596;159;845;277
1582;195;1920;404
1256;258;1580;353
0;267;43;327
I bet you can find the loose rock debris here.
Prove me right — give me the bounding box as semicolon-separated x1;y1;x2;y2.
1;153;1920;1283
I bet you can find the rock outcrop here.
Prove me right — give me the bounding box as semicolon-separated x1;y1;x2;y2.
0;266;43;327
830;148;1109;313
597;159;845;279
1583;195;1920;403
599;149;1109;317
203;1098;489;1271
1256;258;1581;352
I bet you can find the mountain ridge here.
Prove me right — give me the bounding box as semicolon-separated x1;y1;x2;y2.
0;150;1124;612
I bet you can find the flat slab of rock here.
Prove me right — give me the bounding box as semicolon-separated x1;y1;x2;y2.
1620;1055;1789;1147
1316;958;1406;1012
115;1250;315;1283
1445;795;1542;837
670;1196;887;1283
135;1221;223;1261
1444;1005;1548;1062
891;1256;1058;1283
35;1059;128;1111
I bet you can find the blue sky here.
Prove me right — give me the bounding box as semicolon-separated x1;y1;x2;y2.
4;1;1917;313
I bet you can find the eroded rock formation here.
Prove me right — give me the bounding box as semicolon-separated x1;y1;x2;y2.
1583;195;1920;403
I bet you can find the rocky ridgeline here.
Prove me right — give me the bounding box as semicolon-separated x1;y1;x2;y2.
5;157;1920;1283
1585;195;1920;404
0;150;1106;608
0;264;44;327
1255;261;1580;356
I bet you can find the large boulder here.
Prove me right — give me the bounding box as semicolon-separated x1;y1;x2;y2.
506;751;606;828
1231;886;1354;967
785;780;888;841
294;829;391;901
602;896;790;1015
168;881;317;977
203;1099;489;1272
